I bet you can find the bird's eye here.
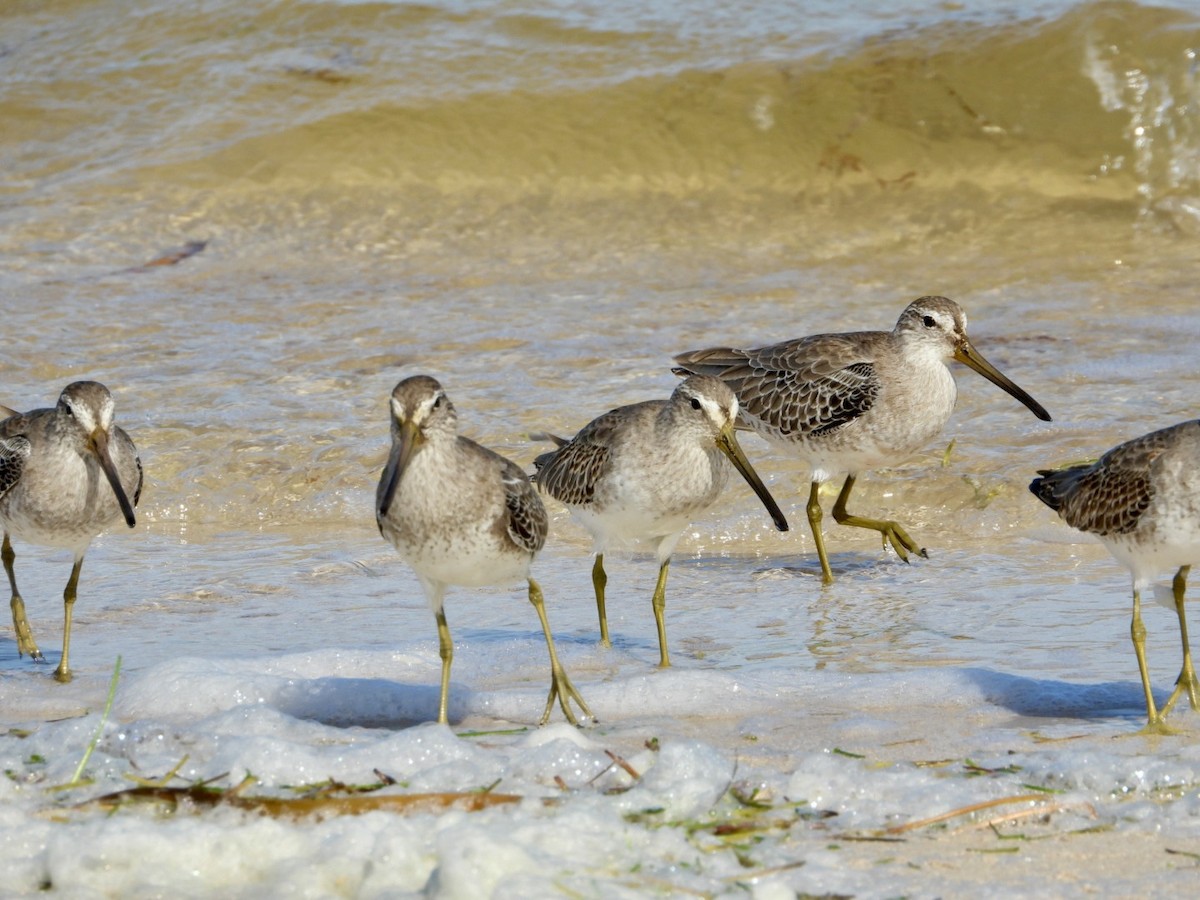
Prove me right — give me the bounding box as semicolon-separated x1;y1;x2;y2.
690;398;702;411
432;395;444;410
922;315;936;328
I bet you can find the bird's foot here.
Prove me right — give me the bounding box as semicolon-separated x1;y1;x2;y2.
1161;668;1200;717
1135;715;1184;737
11;601;43;661
53;665;72;684
540;664;596;727
834;512;927;564
876;521;928;563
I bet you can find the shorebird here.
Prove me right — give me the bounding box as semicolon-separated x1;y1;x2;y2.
673;296;1051;584
531;374;789;667
376;375;593;727
0;381;142;682
1030;420;1200;732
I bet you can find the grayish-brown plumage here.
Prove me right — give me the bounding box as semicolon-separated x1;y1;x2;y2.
376;375;592;726
0;381;142;682
532;374;788;667
1030;420;1200;732
673;296;1051;584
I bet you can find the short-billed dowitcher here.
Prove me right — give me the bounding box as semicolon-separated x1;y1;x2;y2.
376;375;593;726
531;374;789;667
673;296;1051;584
0;381;142;682
1030;420;1200;732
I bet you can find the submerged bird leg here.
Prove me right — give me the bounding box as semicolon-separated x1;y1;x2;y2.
830;474;927;563
1162;566;1200;717
806;482;834;585
650;559;672;668
592;554;610;648
54;556;84;684
529;578;594;726
4;534;43;661
434;606;453;725
1131;587;1176;735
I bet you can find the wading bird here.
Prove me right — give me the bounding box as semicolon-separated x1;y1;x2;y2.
1;381;142;682
674;296;1050;583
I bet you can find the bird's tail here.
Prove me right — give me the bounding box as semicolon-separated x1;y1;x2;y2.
1028;462;1094;512
671;346;752;381
527;432;568;477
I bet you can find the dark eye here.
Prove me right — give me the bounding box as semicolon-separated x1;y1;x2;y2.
922;315;936;327
432;394;444;410
690;398;701;411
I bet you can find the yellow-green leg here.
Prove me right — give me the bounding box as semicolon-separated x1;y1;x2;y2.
529;578;594;726
592;554;611;648
4;534;43;661
831;474;927;563
650;560;673;668
806;481;834;585
54;557;84;684
434;606;453;725
1131;587;1176;735
1161;566;1200;717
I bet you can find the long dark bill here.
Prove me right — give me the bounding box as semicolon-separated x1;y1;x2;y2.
715;424;789;532
378;418;420;518
91;428;136;528
954;339;1052;422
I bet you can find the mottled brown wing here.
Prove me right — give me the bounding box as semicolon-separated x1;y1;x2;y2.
500;459;548;555
115;425;144;507
133;455;145;507
531;404;656;506
1034;433;1173;536
0;435;31;502
673;332;883;437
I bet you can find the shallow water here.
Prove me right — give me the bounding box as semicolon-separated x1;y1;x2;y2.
2;0;1200;895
